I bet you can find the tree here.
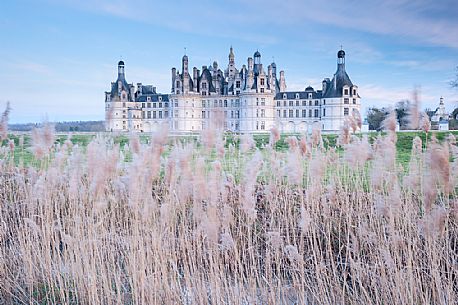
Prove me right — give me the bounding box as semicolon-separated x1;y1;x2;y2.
394;100;410;129
367;107;390;131
451;66;458;89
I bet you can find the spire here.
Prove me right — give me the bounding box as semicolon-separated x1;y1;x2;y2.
229;46;235;65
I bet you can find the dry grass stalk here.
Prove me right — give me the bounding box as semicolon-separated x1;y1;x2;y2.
0;127;456;305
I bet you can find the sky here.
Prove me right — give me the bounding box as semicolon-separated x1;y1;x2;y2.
1;0;458;123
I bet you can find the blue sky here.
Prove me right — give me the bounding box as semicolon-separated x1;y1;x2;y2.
1;0;458;123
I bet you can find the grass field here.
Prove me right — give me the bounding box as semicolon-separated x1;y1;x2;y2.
0;127;457;304
4;130;457;166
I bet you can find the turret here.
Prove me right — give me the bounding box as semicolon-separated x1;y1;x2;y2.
337;49;345;69
118;61;125;79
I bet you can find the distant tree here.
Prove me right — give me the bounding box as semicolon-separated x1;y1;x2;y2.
451;66;458;89
394;100;410;129
367;107;390;131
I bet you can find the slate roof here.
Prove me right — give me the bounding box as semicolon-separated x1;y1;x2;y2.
136;94;169;102
322;63;354;98
274;90;322;100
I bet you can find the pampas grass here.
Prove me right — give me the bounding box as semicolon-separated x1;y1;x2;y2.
0;125;457;305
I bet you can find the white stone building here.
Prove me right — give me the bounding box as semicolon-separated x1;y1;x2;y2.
105;48;361;133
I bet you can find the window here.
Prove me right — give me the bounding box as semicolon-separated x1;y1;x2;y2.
260;88;264;93
344;108;349;115
323;100;326;105
289;109;293;117
165;111;168;118
142;103;146;108
147;111;151;119
289;101;293;106
283;110;287;117
344;98;349;104
296;101;300;106
214;100;218;107
236;81;241;88
165;102;169;107
260;78;265;86
315;100;319;106
256;121;259;130
323;108;326;117
153;111;157;119
261;98;265;106
176;81;180;88
353;89;356;95
261;121;265;130
309;101;312;106
296;93;300;99
123;102;126;107
309;109;312;117
261;109;265;118
277;110;281;117
159;96;162;101
283;93;287;99
353;98;356;104
159;102;162;108
344;89;349;95
302;109;306;117
283;100;287;106
308;93;312;99
224;100;228;107
202;82;207;89
147;102;151;108
277;100;281;107
302;101;306;106
314;109;319;117
219;100;222;107
296;109;299;117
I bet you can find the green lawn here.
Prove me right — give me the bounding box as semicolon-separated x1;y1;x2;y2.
2;130;457;167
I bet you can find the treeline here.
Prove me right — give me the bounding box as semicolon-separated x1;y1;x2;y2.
8;121;105;132
367;100;458;130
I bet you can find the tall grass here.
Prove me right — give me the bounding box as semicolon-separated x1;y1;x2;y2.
0;122;457;304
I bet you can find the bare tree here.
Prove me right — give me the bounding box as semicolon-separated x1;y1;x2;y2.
451;66;458;88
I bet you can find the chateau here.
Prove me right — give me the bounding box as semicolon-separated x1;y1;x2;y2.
105;48;361;133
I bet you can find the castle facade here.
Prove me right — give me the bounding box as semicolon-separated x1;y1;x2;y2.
105;48;360;133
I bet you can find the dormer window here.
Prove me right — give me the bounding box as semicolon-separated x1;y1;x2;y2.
353;89;357;95
260;78;265;86
295;93;299;99
283;93;287;99
308;93;312;99
344;88;349;95
159;96;162;101
147;96;151;101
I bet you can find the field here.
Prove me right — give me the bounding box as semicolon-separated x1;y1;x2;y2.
0;126;457;304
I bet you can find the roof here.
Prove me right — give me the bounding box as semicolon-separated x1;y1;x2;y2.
136;94;169;102
322;63;354;98
274;90;322;100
